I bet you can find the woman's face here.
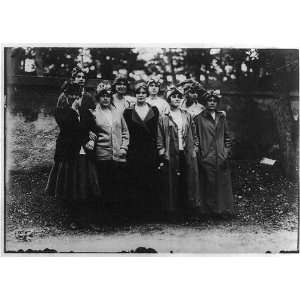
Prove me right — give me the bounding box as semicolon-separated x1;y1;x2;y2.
99;92;112;108
115;82;127;95
148;83;159;96
206;97;218;111
136;87;148;104
73;72;86;87
169;93;183;108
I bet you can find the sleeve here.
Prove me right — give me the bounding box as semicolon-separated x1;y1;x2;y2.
55;108;76;130
120;115;130;151
80;108;97;145
56;93;68;109
157;116;166;157
163;101;170;115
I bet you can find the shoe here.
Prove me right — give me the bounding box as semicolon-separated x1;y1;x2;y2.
89;223;102;231
69;222;79;230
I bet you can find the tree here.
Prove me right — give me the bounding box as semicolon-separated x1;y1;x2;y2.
257;49;298;180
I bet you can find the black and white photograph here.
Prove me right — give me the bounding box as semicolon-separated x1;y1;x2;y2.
3;46;299;254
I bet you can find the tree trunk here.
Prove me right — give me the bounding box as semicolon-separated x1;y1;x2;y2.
269;95;297;180
167;51;176;85
34;48;44;76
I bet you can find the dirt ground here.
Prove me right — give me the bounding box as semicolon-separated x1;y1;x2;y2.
5;224;298;254
4;161;299;254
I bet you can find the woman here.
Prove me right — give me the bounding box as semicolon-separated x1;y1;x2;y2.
180;80;205;118
146;77;170;115
58;67;95;111
91;86;129;215
124;82;160;217
112;76;136;113
194;90;234;216
157;87;201;215
45;82;101;228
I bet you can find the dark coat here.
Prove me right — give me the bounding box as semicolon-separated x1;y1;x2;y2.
194;109;234;214
157;110;201;212
124;105;159;166
54;101;96;162
123;105;160;210
54;107;84;162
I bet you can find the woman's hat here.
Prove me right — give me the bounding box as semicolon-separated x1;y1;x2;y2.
147;77;162;87
166;86;183;99
96;80;112;93
180;79;206;96
134;81;148;92
112;75;128;86
96;86;113;98
202;89;221;102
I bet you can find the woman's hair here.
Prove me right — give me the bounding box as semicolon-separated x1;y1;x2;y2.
134;82;149;96
112;75;129;92
71;66;87;79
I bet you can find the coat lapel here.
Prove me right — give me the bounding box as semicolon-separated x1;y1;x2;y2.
132;105;154;134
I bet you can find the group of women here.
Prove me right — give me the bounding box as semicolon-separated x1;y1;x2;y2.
45;67;234;229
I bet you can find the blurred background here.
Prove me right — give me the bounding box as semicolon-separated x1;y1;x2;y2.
4;47;299;179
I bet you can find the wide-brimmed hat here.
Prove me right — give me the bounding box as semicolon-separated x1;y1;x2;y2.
166;86;184;100
147;77;162;87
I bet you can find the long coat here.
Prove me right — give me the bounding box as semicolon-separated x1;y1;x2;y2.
124;105;160;211
54;107;84;162
157;110;201;212
194;109;234;214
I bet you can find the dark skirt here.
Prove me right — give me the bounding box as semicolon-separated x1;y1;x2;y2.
45;155;101;203
96;160;127;206
127;158;159;215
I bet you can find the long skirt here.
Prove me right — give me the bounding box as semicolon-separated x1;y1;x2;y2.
127;159;159;216
45;154;101;204
96;160;127;208
158;151;188;215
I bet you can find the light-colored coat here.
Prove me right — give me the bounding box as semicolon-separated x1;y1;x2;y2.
157;110;202;212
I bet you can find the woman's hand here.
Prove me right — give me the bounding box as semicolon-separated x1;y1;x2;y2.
158;155;168;170
119;148;127;158
85;140;95;151
89;131;97;141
